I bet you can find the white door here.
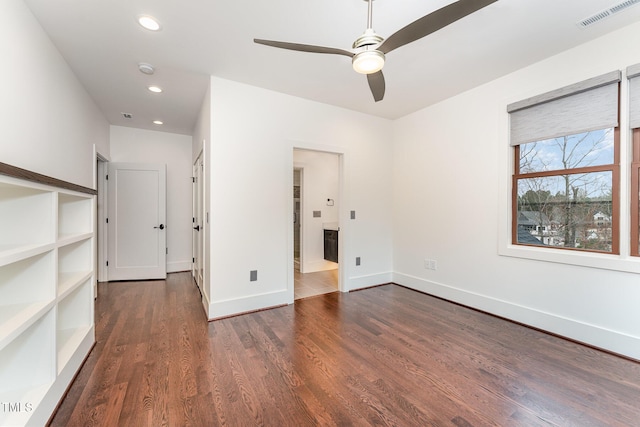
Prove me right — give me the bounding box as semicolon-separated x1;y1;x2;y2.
192;153;204;289
107;162;167;281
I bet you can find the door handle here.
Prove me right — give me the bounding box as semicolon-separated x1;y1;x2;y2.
154;224;165;230
193;225;200;231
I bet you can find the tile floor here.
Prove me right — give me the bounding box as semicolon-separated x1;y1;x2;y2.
294;261;338;299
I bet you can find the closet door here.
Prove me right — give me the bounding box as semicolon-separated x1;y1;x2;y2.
107;162;166;281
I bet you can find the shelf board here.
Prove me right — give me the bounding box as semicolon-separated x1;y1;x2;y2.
57;326;93;374
0;301;55;352
57;232;93;247
0;243;55;267
58;271;93;299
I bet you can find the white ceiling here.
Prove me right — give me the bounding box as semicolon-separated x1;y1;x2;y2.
23;0;640;135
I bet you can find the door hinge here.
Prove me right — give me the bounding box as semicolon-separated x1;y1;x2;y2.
106;218;109;223
106;174;108;180
192;217;195;223
166;247;168;255
192;176;196;183
192;257;195;263
106;261;109;266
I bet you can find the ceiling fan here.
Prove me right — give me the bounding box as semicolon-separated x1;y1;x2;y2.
254;0;497;102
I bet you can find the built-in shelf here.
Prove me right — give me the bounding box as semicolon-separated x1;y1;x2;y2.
58;238;92;297
0;181;54;249
0;171;95;426
0;251;55;350
0;309;55;427
57;279;92;374
58;193;92;240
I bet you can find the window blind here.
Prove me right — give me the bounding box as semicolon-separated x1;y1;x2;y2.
507;71;620;146
628;63;640;129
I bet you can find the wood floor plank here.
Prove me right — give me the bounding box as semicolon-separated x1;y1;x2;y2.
49;273;640;426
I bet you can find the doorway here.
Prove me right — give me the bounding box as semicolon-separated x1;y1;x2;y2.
293;149;340;299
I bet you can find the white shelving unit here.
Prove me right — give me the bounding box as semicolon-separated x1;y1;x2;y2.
0;172;95;427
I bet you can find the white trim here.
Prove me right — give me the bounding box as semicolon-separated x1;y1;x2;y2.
207;289;289;320
167;261;192;273
95;155;108;283
346;271;393;292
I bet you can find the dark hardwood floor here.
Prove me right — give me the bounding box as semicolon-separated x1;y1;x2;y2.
49;272;640;426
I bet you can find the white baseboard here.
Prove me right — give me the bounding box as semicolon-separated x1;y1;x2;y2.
346;271;393;292
207;289;290;320
200;283;211;318
393;272;640;360
168;261;191;273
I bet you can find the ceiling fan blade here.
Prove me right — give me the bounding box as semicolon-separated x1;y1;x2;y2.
379;0;497;54
254;39;353;57
367;71;385;102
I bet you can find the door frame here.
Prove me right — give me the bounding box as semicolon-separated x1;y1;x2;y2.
192;150;204;291
293;165;305;272
95;148;109;285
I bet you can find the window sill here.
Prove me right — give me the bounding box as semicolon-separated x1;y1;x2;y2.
499;243;640;274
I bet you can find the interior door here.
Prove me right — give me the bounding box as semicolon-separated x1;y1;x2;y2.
192;154;204;289
107;162;167;281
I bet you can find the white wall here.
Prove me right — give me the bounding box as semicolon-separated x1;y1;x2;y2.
110;126;193;273
204;76;393;318
392;21;640;359
294;149;340;273
0;0;109;188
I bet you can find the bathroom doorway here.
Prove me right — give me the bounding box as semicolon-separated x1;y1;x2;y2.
293;149;340;299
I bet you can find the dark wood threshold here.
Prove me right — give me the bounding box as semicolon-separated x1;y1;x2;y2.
393;283;640;364
0;161;97;195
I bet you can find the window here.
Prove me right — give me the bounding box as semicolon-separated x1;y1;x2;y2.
508;72;620;253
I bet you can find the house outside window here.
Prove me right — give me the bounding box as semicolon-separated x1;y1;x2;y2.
508;72;620;254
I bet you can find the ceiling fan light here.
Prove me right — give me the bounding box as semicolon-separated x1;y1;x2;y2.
352;50;385;74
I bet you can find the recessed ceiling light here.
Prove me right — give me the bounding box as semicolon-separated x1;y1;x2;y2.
138;63;155;75
137;15;161;31
148;85;162;93
153;120;163;125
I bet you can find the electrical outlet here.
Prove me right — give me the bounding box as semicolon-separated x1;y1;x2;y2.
250;270;258;281
356;257;361;266
429;260;437;270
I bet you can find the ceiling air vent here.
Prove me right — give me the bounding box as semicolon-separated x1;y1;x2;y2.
121;112;133;119
578;0;640;28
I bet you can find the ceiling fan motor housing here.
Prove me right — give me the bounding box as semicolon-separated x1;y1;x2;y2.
352;28;383;49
